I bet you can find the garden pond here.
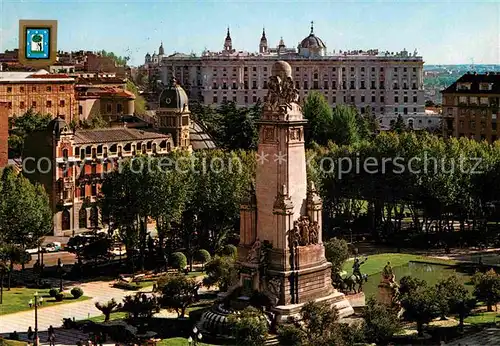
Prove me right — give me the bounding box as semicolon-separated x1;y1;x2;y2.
361;261;474;298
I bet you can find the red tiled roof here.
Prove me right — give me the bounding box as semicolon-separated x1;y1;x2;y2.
75;87;135;99
27;73;70;79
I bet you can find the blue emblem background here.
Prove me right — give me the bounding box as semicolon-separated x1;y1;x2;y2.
25;28;50;59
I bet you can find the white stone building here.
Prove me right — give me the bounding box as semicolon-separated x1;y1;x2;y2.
144;23;429;122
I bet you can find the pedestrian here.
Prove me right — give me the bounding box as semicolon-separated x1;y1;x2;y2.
49;333;55;346
48;325;54;336
27;326;33;340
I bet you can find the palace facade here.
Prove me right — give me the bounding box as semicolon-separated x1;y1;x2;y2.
144;24;426;119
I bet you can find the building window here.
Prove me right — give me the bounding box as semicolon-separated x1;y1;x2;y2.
394;108;398;113
324;81;328;89
361;95;365;102
263;81;268;89
252;81;257;89
412;83;417;89
222;96;227;102
20;87;24;92
253;95;257;102
62;210;71;231
380;96;385;102
394;96;399;103
403;107;408;115
32;101;37;108
7;87;12;93
117;103;123;113
332;96;336;103
350;95;355;103
213;96;218;103
403;96;408;103
46;86;52;92
91;185;97;197
46;100;52;108
252;67;256;72
244;96;248;103
59;100;65;107
78;105;83;115
480;97;489;105
350;81;355;89
332;81;337;89
379;82;384;89
59;86;65;91
32;86;37;92
360;81;365;89
106;103;112;113
394;67;398;72
20;101;25;109
459;96;467;104
350;67;354;72
304;81;308;89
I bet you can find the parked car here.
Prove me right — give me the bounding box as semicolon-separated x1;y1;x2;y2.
26;247;40;254
43;242;62;252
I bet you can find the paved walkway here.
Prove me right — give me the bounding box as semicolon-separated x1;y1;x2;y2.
1;280;154;345
446;327;500;345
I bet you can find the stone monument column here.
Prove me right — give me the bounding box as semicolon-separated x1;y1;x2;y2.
237;61;353;322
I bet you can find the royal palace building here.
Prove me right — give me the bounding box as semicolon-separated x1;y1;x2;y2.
144;23;426;119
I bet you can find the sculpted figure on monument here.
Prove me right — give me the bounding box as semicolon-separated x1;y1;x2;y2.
287;223;300;250
246;238;262;262
309;221;319;244
266;75;282;111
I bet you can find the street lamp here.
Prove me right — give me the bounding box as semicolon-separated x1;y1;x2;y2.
187;326;202;345
28;291;43;346
57;258;64;292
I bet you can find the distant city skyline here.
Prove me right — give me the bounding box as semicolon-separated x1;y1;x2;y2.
1;0;499;66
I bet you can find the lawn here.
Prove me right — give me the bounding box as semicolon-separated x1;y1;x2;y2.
0;340;27;346
0;288;90;315
86;311;128;322
342;253;457;276
464;311;500;325
157;338;216;346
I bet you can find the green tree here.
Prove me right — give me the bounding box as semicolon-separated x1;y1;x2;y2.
0;166;52;250
196;249;211;271
158;274;199;318
95;298;120;322
298;301;346;346
170;252;187;272
398;276;426;298
227;306;268;346
324;237;350;274
80;113;109;129
472;269;500;312
302;91;334;146
8;109;52;157
390;115;407;133
121;293;158;320
362;297;401;344
202;255;237;291
331;104;361;145
400;286;439;337
126;80;147;115
435;275;468;319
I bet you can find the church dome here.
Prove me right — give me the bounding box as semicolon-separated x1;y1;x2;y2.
159;78;189;111
300;33;326;49
145;52;151;58
299;22;326;49
48;116;69;137
158;42;164;56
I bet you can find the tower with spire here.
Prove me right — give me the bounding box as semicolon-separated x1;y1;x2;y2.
158;41;165;60
259;27;268;54
224;27;233;52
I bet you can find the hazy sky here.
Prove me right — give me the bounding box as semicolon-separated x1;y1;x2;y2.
1;0;499;66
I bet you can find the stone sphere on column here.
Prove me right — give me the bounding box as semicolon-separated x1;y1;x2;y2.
271;60;292;80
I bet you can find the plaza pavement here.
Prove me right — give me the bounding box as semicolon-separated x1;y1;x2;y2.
446;327;500;345
0;280;153;345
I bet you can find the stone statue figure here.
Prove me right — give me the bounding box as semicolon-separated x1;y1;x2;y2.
298;220;309;246
246;238;262;262
267;75;282;110
282;76;297;109
287;223;300;249
382;261;395;283
309;221;319;244
352;257;368;282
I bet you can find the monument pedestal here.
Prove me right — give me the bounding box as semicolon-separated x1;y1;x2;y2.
272;290;354;323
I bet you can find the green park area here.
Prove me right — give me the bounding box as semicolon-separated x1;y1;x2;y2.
0;287;90;315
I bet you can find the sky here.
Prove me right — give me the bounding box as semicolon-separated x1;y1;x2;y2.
0;0;499;66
